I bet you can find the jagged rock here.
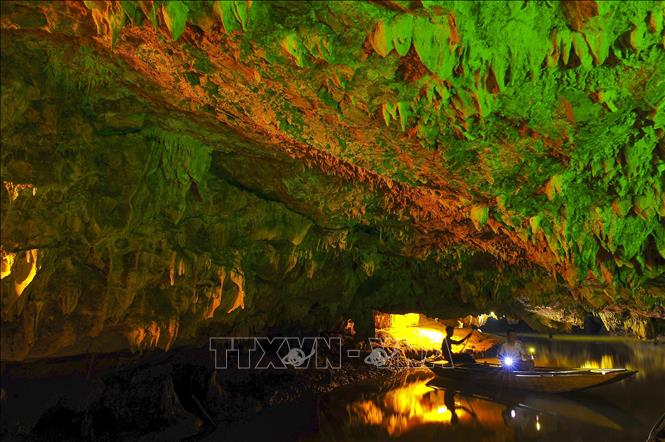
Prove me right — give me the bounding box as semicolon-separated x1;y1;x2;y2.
0;0;663;362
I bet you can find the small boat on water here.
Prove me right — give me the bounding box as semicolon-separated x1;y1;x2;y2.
428;361;637;393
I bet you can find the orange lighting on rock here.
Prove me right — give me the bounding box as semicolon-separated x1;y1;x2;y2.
1;251;16;279
347;376;463;436
14;249;39;297
376;313;499;354
390;313;420;328
377;313;444;351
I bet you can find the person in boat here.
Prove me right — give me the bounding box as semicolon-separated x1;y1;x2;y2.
498;328;534;370
441;325;475;365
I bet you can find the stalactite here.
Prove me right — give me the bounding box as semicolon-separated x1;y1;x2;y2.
227;270;245;314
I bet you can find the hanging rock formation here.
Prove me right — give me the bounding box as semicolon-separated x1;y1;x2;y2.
1;0;664;360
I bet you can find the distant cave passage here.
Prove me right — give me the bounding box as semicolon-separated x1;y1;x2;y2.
372;311;501;356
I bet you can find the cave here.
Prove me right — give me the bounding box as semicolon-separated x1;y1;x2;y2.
1;1;664;440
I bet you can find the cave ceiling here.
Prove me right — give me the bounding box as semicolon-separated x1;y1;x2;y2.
1;0;664;359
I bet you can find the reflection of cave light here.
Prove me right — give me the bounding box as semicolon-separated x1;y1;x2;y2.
510;409;516;418
347;377;464;436
581;354;614;369
347;376;519;437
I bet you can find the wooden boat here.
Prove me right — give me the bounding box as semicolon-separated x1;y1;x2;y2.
426;377;631;431
428;361;637;393
647;412;665;442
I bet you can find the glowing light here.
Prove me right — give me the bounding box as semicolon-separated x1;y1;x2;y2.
3;181;36;202
390;313;420;328
529;347;535;354
536;421;541;431
417;328;444;342
348;377;464;436
1;251;16;279
381;326;444;350
504;357;514;367
510;409;516;418
581;355;614;369
375;313;500;354
378;313;444;351
14;249;38;297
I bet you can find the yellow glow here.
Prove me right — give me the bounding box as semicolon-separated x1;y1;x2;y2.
536;421;541;431
471;311;498;327
14;249;38;297
581;354;614;369
3;181;36;202
344;375;530;437
376;313;499;355
529;347;535;354
381;326;444;351
390;313;420;328
348;376;465;436
1;251;16;279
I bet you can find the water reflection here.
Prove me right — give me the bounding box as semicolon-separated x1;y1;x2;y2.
345;374;474;436
210;337;664;441
326;337;664;441
339;371;633;441
517;336;661;380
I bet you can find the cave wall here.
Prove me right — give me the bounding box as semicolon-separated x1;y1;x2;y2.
1;36;553;359
1;1;664;359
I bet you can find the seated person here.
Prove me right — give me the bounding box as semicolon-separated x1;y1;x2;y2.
498;328;534;370
441;326;475;365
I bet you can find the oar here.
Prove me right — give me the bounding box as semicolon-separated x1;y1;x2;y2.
443;334;455;369
460;324;479;353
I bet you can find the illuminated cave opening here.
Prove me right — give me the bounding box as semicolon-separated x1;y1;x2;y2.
373;311;501;358
2;0;664;440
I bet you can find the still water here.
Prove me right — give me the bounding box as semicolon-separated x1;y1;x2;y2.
213;336;665;441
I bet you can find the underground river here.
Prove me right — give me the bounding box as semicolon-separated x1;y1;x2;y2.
211;335;665;441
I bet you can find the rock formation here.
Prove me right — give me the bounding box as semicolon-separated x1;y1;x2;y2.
1;0;664;360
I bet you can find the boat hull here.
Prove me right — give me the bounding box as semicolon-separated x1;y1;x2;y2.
429;363;637;393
